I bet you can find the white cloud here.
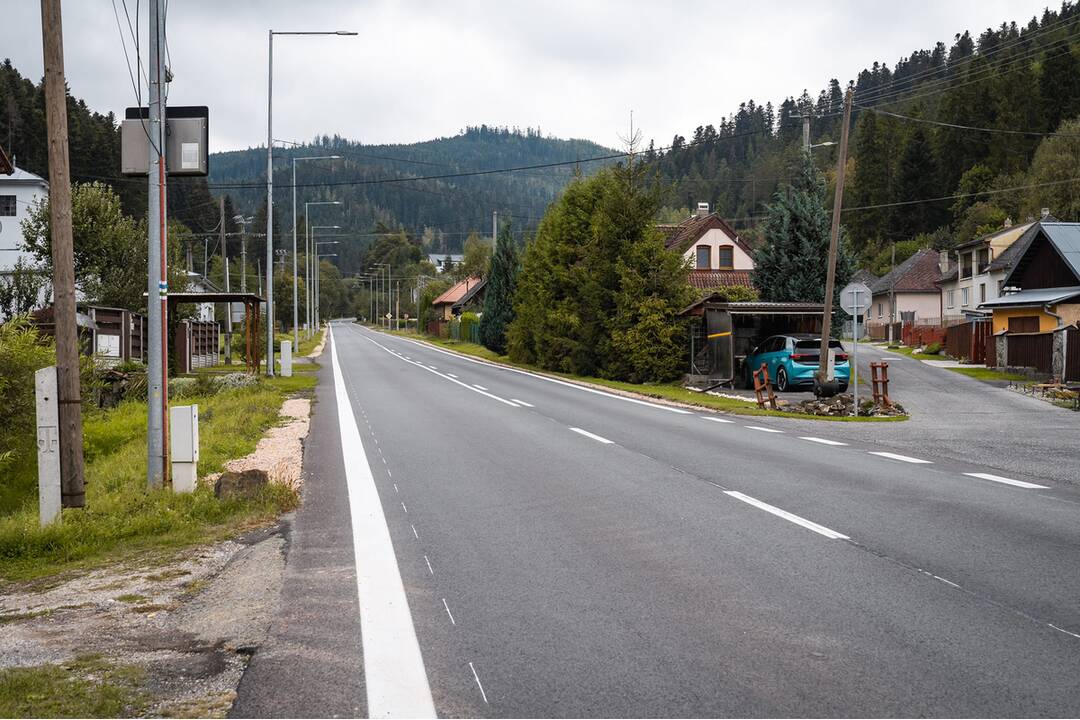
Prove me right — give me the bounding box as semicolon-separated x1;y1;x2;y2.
4;0;1053;152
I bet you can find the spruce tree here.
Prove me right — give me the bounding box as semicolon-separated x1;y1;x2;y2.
479;220;519;355
893;127;946;239
751;154;856;307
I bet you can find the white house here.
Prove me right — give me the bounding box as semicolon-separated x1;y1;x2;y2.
658;203;755;291
0;165;49;274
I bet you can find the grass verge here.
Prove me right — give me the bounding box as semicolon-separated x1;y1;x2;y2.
382;329;905;422
0;366;317;583
884;344;952;362
946;366;1032;383
0;654;147;718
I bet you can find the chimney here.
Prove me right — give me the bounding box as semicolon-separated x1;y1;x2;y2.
1041;207;1051;219
695;202;710;218
939;250;950;275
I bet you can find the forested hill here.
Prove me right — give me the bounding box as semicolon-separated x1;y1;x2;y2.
648;2;1080;272
208;128;616;254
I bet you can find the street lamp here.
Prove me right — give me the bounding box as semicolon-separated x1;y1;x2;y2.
315;239;340;327
373;263;391;328
304;201;342;338
291;157;341;349
810;141;837;151
266;29;356;376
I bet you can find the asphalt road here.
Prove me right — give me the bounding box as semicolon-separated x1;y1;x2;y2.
236;322;1080;718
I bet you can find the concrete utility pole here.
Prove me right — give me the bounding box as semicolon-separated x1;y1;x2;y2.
493;210;498;245
220;198;232;365
889;242;897;344
40;0;85;506
816;86;853;396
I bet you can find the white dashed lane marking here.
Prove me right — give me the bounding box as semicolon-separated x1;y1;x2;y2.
569;427;614;444
798;436;848;446
964;472;1048;489
869;451;932;464
745;426;784;434
724;490;849;540
701;416;735;424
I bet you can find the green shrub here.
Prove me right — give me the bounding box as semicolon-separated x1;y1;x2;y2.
924;341;942;355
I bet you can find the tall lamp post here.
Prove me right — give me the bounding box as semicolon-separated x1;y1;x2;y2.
374;263;390;327
291;156;340;349
266;28;355;375
315;241;340;327
313;234;340;328
304;202;341;338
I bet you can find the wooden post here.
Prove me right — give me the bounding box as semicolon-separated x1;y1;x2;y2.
816;85;854;394
40;0;86;507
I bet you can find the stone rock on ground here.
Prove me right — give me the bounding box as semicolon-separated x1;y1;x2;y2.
204;398;310;492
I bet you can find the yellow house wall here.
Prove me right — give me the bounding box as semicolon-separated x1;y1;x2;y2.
991;307;1062;334
1057;302;1080;327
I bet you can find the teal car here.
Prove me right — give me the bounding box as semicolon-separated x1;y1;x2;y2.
744;334;850;392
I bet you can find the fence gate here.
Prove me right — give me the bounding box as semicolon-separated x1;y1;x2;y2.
1066;326;1080;382
971;319;991;365
1007;332;1055;375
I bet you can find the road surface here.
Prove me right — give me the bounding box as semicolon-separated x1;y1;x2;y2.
234;322;1080;718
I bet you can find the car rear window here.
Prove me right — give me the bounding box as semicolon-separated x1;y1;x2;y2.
794;339;845;351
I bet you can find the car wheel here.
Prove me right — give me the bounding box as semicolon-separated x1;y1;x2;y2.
775;366;789;392
839;383;849;393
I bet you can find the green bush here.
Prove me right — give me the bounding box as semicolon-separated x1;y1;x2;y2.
924;341;943;355
459;312;480;344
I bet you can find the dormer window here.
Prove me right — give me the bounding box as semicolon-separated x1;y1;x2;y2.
696;245;710;269
717;245;734;270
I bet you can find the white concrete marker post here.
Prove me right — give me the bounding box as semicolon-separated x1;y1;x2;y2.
280;340;293;377
35;366;61;526
169;405;200;493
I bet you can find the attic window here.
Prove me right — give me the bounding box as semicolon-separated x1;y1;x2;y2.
696;245;710;269
0;195;15;217
717;246;734;270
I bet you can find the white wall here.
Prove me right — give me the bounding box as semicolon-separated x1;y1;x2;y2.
682;228;754;270
868;292;942;324
0;172;49;272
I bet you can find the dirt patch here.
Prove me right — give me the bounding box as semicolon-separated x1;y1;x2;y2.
203;398;311;492
0;523;290;718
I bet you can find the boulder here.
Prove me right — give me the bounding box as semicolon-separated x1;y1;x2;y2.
214;469;269;499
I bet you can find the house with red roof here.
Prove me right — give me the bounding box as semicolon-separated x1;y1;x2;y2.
431;276;486;321
866;248;945;338
657;203;755;293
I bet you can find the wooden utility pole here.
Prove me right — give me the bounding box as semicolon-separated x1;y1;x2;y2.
816;85;854;396
40;0;86;507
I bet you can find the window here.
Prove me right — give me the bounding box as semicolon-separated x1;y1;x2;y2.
979;283;986;303
1008;316;1039;333
977;248;990;273
960;253;973;279
946;290;955;308
695;245;710;269
0;195;15;217
961;287;970;306
717;245;734;270
877;302;883;319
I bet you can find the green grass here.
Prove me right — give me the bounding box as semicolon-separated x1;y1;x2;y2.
0;655;146;718
275;325;326;358
946;366;1032;383
0;370;316;583
885;345;952;362
383;329;905;422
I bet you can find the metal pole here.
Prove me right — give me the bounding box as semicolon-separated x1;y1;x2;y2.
305;206;310;336
40;0;86;505
221;198;232;365
493;209;498;245
265;30;275;376
145;0;166;488
292;160;299;351
853;290;861;415
816;86;853;394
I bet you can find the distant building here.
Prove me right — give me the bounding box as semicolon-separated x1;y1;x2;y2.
427;253;464;274
866;249;944;337
657;203;755;292
431;276;486;321
0;164;49;274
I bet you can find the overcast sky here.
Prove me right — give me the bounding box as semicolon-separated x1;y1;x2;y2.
5;0;1053;153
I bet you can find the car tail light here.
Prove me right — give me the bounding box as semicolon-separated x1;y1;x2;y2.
835;353;848;362
791;353;815;362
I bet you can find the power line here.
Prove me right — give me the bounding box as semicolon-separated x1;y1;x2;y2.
859;105;1080;137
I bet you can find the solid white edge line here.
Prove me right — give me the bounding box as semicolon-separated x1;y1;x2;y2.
745;425;784;433
378;329;694;414
798;436;848;446
724;490;849;540
329;326;437;718
569;427;615;444
868;451;933;464
964;472;1048;489
701;416;735;424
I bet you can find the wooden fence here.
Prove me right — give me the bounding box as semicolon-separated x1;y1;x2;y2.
1006;332;1054;375
1066;326;1080;382
945;319;992;364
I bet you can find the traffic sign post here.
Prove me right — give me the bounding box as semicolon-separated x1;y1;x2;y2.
840;281;871;416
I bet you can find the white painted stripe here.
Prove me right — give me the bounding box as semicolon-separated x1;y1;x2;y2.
447;373;458;378
745;425;784;434
411;524;419;539
569;427;615;444
469;662;489;704
381;331;693;414
364;335;520;407
701;416;735;423
472;384;488;391
329;327;436;718
869;451;933;464
511;399;534;407
1050;623;1080;640
442;598;456;625
401;502;408;514
933;575;960;588
424;556;434;576
724;490;849;540
964;472;1048;489
798;436;848;446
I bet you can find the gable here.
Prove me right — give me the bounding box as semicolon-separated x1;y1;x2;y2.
1006;231;1080;290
